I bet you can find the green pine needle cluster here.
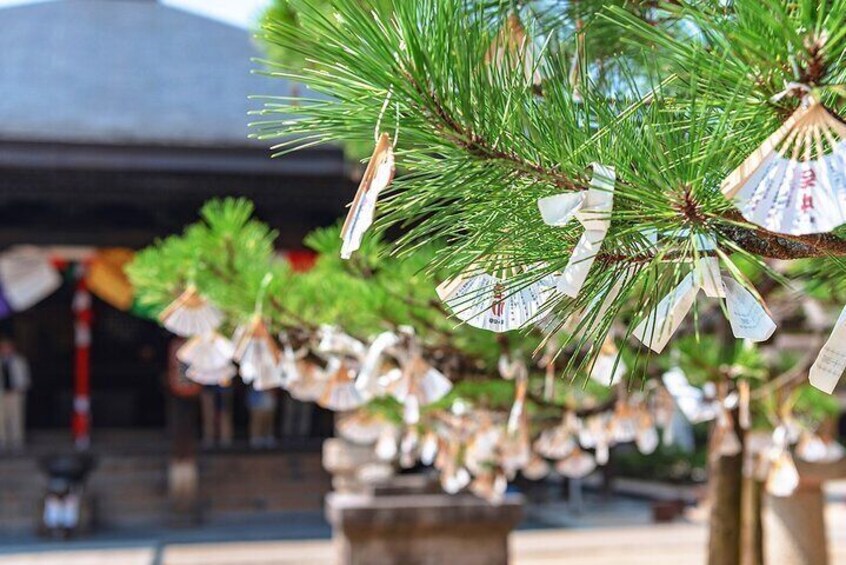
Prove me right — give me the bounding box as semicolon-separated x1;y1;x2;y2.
252;0;846;382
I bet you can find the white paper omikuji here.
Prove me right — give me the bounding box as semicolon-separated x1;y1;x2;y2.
316;325;367;359
695;257;726;298
320;380;365;411
160;287;224;338
177;331;235;372
635;421;659;455
809;305;846;393
534;428;576;460
632;273;698;353
590;341;626;386
441;466;472;494
722;277;777;341
390;355;453;408
662;367;719;424
722;98;846;236
337;412;389;445
555;448;597;479
522;456;551;481
506;374;527;435
340;133;395;259
634;263;775;352
186;363;237;386
419;432;439;466
0;248;61;311
537;164;616;298
355;330;400;395
436;268;558;333
766;450;800;497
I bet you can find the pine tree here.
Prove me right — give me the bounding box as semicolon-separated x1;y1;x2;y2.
134;2;846;563
253;2;846;563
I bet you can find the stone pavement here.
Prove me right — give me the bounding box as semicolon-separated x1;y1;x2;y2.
1;483;845;565
0;515;844;565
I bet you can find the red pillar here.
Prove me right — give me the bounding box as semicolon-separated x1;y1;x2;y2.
72;263;92;449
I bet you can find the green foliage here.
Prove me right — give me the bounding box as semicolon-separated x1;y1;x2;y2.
251;0;846;412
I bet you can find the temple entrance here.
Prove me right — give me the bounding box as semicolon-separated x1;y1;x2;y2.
11;286;170;430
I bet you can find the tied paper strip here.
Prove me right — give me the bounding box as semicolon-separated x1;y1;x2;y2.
355;330;400;396
340;133;396;259
537;164;616;298
632;272;699;354
507;373;528;435
722;277;777;341
633;259;776;353
809;306;846;393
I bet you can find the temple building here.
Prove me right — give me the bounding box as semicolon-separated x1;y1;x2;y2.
0;0;349;531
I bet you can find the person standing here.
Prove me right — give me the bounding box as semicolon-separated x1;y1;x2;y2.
247;388;277;448
200;385;233;449
0;338;30;450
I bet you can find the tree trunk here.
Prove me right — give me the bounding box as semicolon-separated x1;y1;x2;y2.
708;430;744;565
740;475;763;565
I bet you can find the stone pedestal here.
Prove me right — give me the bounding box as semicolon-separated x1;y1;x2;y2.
326;491;523;565
763;458;846;565
323;438;395;493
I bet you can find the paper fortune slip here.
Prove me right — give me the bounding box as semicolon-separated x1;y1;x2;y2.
633;259;776;353
436;267;558;333
537;164;616;298
809;306;846;394
721;97;846;236
340;133;396;259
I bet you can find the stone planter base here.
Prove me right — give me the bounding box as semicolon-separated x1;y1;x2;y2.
326;491;523;565
763;458;846;565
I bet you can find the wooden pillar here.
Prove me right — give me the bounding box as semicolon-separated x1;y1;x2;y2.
71;262;92;449
166;339;201;524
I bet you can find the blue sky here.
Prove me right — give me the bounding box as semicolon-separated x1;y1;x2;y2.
0;0;272;28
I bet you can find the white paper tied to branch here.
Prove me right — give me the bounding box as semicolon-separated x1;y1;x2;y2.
355;330;401;396
662;367;719;424
633;259;776;353
436;266;558;333
809;305;846;394
340;132;396;259
537;164;616;298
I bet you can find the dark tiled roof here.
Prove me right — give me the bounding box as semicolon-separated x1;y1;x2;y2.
0;0;288;147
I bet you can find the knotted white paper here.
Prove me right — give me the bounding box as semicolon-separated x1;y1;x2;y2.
695;257;725;299
537;164;616;298
722;277;777;341
633;260;776;353
355;331;400;396
632;272;698;353
341;133;395;259
809;306;846;393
